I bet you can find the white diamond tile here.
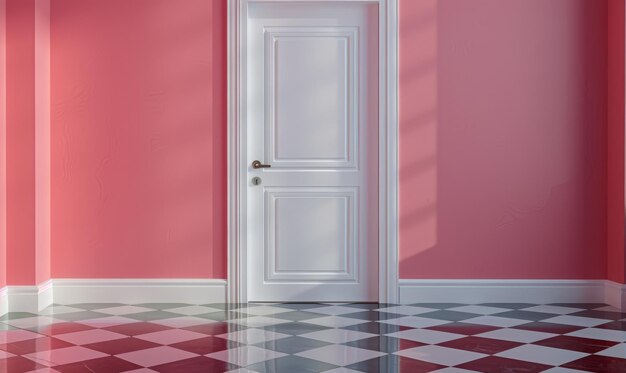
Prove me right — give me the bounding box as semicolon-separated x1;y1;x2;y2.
0;329;43;344
217;328;291;344
300;316;368;328
24;346;108;366
91;306;154;315
596;343;626;358
37;306;84;315
446;305;509;315
386;329;465;344
543;315;609;327
520;305;584;315
296;345;385;366
162;306;223;316
566;328;626;342
230;316;291;328
135;329;207;345
207;346;286;366
541;368;590;373
301;316;368;328
76;316;138;328
322;303;351;306
235;305;294;316
379;316;449;328
373;306;437;315
0;350;15;359
116;346;198;367
24;368;63;373
496;344;588;366
299;329;376;343
150;316;211;328
304;306;365;316
323;369;364;373
53;329;127;345
432;368;481;373
395;345;486;366
462;316;529;328
4;316;61;329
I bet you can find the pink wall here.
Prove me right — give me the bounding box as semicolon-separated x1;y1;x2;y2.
607;0;625;284
0;0;6;289
6;0;37;285
399;0;608;279
3;0;50;286
0;0;611;282
50;0;227;279
35;0;51;284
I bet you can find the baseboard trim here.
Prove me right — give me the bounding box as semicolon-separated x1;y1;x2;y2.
3;280;53;313
0;287;8;316
5;285;38;313
38;280;54;310
1;278;623;317
399;279;608;305
604;280;626;309
51;279;228;305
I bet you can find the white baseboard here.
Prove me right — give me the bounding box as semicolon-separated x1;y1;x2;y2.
399;279;607;305
604;281;626;309
0;287;7;316
38;280;54;310
1;278;624;317
5;286;39;313
51;279;228;305
3;280;53;313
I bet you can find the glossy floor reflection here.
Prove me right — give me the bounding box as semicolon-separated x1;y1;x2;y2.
1;302;626;372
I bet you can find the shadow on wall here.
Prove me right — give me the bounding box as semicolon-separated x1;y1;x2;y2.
398;0;608;280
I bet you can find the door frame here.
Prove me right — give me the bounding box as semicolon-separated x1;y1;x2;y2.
227;0;399;304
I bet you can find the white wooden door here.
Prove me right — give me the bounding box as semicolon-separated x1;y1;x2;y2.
245;1;378;302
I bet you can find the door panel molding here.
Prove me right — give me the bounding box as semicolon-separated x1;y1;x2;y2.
265;26;358;169
227;0;398;303
264;187;358;282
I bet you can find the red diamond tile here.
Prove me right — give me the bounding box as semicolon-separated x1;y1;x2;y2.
398;355;445;372
512;321;584;334
169;336;240;355
182;322;238;336
424;322;499;335
439;336;523;354
0;336;74;355
102;322;172;336
83;337;162;355
35;322;94;336
0;355;47;372
151;356;237;373
54;356;142;373
534;335;619;354
562;354;626;372
347;354;445;373
457;356;551;373
397;338;425;351
596;320;626;331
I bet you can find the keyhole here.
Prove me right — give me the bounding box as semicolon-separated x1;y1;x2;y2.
252;176;262;186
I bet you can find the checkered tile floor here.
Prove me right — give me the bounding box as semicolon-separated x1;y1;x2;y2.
1;303;626;372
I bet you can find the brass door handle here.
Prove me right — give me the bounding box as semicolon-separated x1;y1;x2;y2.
252;160;271;169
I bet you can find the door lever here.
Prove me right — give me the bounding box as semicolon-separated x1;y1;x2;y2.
252;160;271;169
